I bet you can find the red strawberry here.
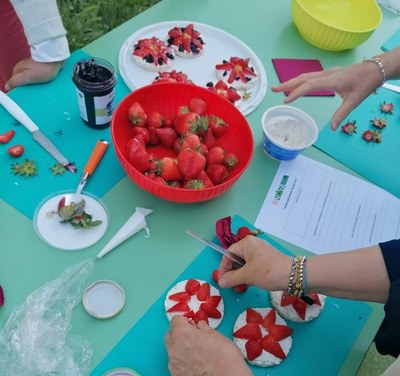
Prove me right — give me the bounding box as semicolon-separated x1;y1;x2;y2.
125;137;150;173
205;295;221;307
147;126;161;145
245;339;263;361
177;148;206;179
245;308;263;324
212;269;219;282
214;80;241;103
208;115;228;138
206;164;228;185
132;126;150;144
175;105;189;117
233;323;262;340
199;301;221;318
201;128;216;149
174;112;199;136
7;144;24;157
183;171;214;189
233;284;249;293
180;133;201;151
0;130;15;144
206;146;225;166
146;110;164;128
156;127;178;148
185;279;201;295
267;324;294;341
362;130;381;143
237;226;251;239
292;299;307;320
194;309;209;325
157;157;183;181
128;102;147;126
261;335;286;359
196;282;210;301
224;152;238;170
197;171;214;188
168;291;191;303
189;97;207;115
167;301;190;313
262;308;277;329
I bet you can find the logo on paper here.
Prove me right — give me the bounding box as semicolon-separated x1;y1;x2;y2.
272;175;289;206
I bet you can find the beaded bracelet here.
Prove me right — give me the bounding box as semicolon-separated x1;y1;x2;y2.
364;57;387;87
286;255;315;305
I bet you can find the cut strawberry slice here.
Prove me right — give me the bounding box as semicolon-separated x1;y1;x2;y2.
245;308;263;324
233;322;262;340
185;279;201;295
199;301;221;319
168;291;191;303
194;309;209;325
196;282;210;301
245;339;263;361
262;308;277;329
167;301;190;313
260;334;287;360
267;324;294;341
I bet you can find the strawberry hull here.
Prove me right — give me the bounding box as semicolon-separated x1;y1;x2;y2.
112;82;254;203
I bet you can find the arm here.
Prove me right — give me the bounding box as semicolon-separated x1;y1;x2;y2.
5;0;70;91
218;236;391;303
271;47;400;130
165;316;252;376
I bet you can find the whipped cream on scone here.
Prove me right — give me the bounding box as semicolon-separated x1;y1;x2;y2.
215;56;258;91
233;307;293;367
164;279;224;329
167;23;205;58
132;36;175;72
269;291;326;323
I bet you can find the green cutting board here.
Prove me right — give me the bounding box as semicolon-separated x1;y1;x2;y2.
91;215;371;376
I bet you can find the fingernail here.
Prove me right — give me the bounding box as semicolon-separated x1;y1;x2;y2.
4;83;10;91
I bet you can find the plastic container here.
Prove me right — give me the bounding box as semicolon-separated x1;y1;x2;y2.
261;105;318;161
72;57;117;129
111;82;254;203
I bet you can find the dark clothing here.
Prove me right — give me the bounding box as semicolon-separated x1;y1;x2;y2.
375;239;400;357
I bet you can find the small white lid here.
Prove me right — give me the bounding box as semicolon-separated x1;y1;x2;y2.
103;367;141;376
83;280;125;319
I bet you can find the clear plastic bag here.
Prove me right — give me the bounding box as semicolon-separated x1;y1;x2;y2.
377;0;400;14
0;259;94;376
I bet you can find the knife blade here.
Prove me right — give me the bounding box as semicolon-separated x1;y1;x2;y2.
186;229;245;266
0;90;77;173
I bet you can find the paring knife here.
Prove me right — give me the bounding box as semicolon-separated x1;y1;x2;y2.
0;90;77;173
382;82;400;94
186;229;245;266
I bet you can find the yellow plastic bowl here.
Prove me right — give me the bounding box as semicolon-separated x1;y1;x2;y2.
292;0;382;51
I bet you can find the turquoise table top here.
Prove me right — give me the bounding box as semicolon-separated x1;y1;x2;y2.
1;0;399;375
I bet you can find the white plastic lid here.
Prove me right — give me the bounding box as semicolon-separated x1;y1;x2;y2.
103;367;141;376
83;280;125;319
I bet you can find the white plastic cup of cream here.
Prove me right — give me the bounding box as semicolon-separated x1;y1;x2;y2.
261;105;318;160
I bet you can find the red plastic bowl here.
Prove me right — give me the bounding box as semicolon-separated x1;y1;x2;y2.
111;82;254;203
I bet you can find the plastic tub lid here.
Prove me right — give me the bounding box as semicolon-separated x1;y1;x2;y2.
83;280;125;319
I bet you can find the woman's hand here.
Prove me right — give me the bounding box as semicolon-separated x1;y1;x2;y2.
271;62;382;130
165;316;251;376
218;236;292;292
5;57;65;91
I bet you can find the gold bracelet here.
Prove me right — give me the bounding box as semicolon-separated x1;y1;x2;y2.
364;57;387;87
286;255;305;297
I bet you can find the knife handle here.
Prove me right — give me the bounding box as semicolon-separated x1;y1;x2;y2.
0;90;39;133
84;139;109;175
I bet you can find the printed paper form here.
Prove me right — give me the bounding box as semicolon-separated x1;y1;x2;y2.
255;155;400;254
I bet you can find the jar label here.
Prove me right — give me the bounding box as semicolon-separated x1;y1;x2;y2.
75;88;115;125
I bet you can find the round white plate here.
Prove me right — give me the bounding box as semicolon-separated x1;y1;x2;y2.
83;280;126;319
34;191;109;251
118;20;267;116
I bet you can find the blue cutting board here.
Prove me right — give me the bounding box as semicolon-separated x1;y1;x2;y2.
0;50;129;219
315;85;400;198
91;215;372;376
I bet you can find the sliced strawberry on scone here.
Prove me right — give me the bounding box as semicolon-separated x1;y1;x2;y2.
164;279;224;329
167;23;205;58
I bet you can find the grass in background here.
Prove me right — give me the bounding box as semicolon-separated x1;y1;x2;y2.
58;0;160;51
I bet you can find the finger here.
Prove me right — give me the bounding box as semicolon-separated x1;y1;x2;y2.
196;320;212;331
218;265;247;289
6;70;37;90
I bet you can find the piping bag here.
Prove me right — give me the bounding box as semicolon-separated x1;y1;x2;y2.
97;207;153;259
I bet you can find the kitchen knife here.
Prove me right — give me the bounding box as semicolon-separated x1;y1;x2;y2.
0;90;77;173
383;82;400;94
186;229;245;266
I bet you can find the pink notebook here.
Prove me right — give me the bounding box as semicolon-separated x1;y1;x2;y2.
272;58;335;97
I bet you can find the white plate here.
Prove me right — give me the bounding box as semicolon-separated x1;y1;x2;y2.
34;191;109;251
118;20;267;116
83;280;125;319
